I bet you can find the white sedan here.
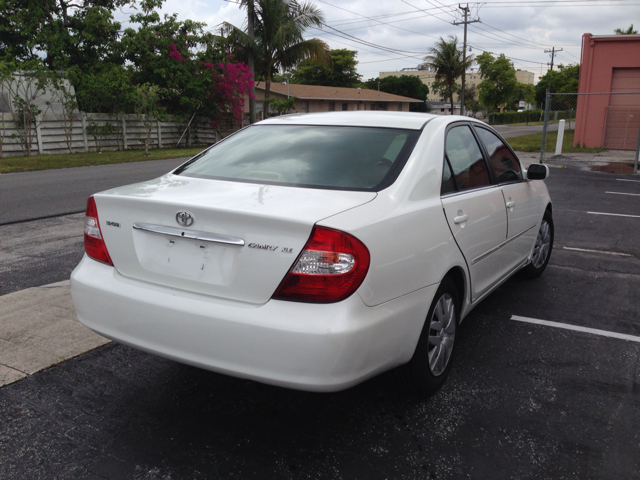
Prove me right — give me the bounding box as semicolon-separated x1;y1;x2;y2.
71;111;553;395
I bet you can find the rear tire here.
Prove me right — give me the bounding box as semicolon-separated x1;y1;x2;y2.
397;277;459;396
522;210;554;279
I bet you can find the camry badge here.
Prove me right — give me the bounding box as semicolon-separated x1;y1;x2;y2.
175;211;195;227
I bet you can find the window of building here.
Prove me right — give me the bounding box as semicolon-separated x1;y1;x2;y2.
342;103;348;111
380;103;387;111
301;101;309;113
328;102;335;111
371;103;376;110
397;103;402;111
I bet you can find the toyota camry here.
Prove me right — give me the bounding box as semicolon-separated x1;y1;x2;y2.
71;111;553;395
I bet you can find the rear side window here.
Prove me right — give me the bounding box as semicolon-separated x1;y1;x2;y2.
174;125;420;191
475;127;522;184
444;126;490;191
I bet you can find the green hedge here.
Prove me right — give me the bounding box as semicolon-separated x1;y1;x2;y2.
488;110;543;125
488;109;577;125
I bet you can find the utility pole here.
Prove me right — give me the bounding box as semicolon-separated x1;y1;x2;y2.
247;0;256;124
453;4;479;116
545;46;563;72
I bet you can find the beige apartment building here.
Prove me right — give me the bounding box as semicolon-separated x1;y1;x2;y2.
380;66;535;101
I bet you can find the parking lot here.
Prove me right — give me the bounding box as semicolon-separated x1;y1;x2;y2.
1;162;639;479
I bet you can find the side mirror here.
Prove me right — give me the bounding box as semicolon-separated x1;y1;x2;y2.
525;164;549;180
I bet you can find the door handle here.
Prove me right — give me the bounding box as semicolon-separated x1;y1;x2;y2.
505;200;515;208
454;214;468;224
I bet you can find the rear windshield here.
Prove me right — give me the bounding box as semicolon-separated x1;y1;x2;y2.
173;124;421;191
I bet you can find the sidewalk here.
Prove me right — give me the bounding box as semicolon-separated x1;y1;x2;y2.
0;280;110;387
516;149;638;172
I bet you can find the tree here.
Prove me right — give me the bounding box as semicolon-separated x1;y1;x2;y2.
0;0;133;70
423;36;473;114
363;75;429;112
614;24;638;34
476;52;518;112
134;83;165;155
506;82;535;111
290;49;360;87
459;84;481;117
223;0;330;116
534;64;579;107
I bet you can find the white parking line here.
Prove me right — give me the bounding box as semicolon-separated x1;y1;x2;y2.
511;315;640;343
587;211;640;219
606;191;640;197
562;247;632;256
617;178;640;183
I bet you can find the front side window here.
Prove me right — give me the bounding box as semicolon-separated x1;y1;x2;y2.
475;127;521;183
445;126;491;191
174;125;420;192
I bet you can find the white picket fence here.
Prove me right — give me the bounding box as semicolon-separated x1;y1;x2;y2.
0;112;237;157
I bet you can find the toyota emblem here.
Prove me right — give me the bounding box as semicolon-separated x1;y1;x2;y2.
175;211;195;227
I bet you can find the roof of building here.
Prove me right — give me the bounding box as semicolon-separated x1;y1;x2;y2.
256;83;423;103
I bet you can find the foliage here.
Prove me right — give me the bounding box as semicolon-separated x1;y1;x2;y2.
224;0;330;116
534;64;579;107
70;64;137;114
488;109;543;125
431;79;458;102
86;121;118;153
134;83;166;155
363;75;429;112
476;52;518;112
614;24;638;34
460;84;481;117
49;72;79;153
423;36;473;114
264;96;296;115
505;82;536;111
0;0;132;70
290;49;360;87
0;66;55;156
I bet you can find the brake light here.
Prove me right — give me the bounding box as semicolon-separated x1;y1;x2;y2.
84;196;113;266
272;226;370;303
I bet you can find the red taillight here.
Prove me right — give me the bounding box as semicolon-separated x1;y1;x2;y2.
272;226;370;303
84;196;113;266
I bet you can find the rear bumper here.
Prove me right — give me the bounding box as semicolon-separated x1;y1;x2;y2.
70;256;436;392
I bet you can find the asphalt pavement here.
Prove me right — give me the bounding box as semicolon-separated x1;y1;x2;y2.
0;157;190;225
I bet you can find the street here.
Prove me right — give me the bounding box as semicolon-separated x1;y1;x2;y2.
0;160;639;479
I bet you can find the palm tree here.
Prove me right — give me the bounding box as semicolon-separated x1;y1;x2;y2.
224;0;330;117
423;36;474;115
614;24;638;34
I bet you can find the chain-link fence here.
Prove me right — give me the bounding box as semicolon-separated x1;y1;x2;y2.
540;91;640;167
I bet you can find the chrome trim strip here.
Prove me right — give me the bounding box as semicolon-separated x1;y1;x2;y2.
471;224;537;265
132;223;245;246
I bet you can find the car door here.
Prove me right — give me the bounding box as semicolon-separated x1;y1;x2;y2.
474;126;541;272
440;124;509;302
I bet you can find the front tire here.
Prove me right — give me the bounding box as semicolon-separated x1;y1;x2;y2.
522;210;554;279
397;277;459;396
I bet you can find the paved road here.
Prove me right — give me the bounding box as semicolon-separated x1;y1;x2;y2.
493;122;559;139
1;162;639;478
0;157;190;225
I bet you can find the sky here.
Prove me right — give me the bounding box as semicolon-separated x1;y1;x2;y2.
117;0;640;83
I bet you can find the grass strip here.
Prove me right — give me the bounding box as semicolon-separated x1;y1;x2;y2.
0;147;206;174
507;130;605;153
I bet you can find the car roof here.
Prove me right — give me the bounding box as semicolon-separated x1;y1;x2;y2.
256;111;440;130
